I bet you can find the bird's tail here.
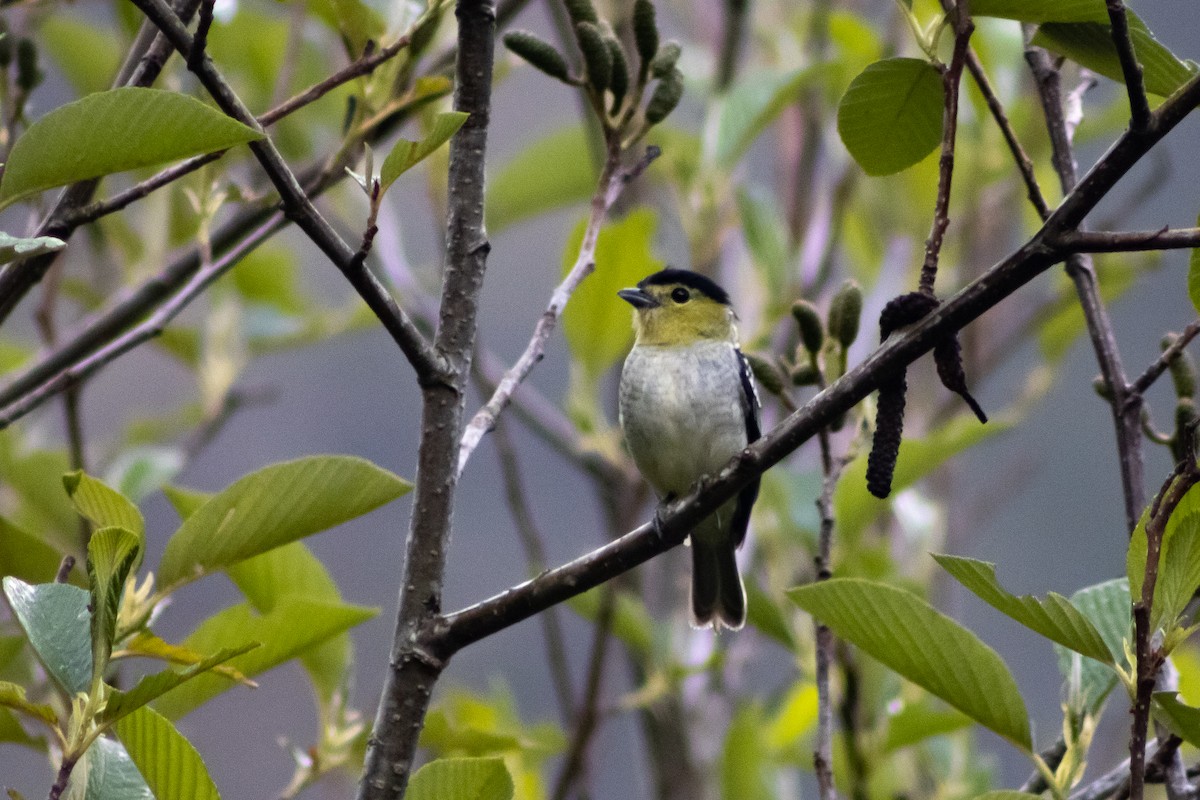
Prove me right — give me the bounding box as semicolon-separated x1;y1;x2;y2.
689;527;746;631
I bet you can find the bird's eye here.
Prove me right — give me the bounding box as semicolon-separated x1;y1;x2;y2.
671;287;690;304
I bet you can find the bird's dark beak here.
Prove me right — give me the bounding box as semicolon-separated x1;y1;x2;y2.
618;288;659;309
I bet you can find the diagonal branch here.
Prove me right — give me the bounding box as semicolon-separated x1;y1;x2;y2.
129;0;446;383
456;144;660;476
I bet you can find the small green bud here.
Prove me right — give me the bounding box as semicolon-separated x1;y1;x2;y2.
1162;333;1197;399
15;38;41;93
605;35;629;113
827;280;862;349
745;352;785;396
650;40;681;79
1092;374;1114;401
790;362;820;386
1177;397;1198;430
575;22;611;94
644;67;683;124
563;0;599;26
791;300;824;355
632;0;659;82
503;30;571;83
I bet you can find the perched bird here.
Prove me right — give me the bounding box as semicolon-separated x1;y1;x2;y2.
617;268;760;630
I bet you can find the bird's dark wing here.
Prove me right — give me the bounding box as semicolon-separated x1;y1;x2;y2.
731;348;761;550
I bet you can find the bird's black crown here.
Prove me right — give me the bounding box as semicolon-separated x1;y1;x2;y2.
638;268;731;306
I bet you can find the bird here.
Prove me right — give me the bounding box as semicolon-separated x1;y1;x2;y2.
617;267;760;631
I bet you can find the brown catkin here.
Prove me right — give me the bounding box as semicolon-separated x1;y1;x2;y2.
867;368;907;498
934;335;987;423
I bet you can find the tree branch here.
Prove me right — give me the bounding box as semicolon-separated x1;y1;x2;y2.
129;0;447;383
356;1;496;797
1053;227;1200;253
1129;319;1200;398
1105;0;1151;130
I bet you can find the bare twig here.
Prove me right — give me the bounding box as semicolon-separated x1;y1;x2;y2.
1026;41;1145;532
188;0;215;71
490;417;576;722
1129;320;1200;397
0;215;286;430
54;555;75;583
1105;0;1151;130
1054;227;1200;253
456;144;660;476
813;420;845;800
129;0;446;383
919;7;973;296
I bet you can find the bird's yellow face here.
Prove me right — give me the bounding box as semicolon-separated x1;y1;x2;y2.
619;280;737;347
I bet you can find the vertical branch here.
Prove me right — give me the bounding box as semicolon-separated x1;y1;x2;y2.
813;426;843;800
357;1;496;798
1105;0;1151;130
1025;42;1145;531
918;6;973;296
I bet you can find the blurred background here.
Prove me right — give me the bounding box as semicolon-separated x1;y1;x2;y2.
3;0;1200;797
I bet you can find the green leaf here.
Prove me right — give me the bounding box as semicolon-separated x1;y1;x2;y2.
156;455;411;591
1189;211;1200;316
86;527;141;682
380;111;470;195
0;516;66;584
561;207;663;378
721;704;774;800
834;413;1011;543
715;65;827;167
119;631;253;686
161;485;212;521
1055;578;1129;713
39;15;123;95
970;0;1108;23
836;57;944;176
1128;483;1200;630
66;737;153;800
0;680;58;728
104;446;185;504
882;699;972;752
745;578;797;650
0;87;264;209
0;706;45;751
1031;18;1197;98
114;706;221;800
1153;692;1200;748
735;188;789;308
0;231;65;267
933;555;1112;663
2;579;92;695
486;126;598;232
154;598;375;719
788;578;1031;751
970;793;1048;800
226;542;362;704
567;587;655;657
407;757;514;800
101;644;258;728
229;244;306;315
64;471;145;543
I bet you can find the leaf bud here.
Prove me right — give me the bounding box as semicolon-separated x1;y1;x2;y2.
563;0;599;26
575;22;611;94
632;0;659;82
791;299;824;355
15;38;42;93
1162;333;1197;399
650;40;681;79
1092;374;1114;401
790;362;820;386
744;352;785;396
644;68;683;124
827;280;863;349
605;34;629;113
503;31;571;83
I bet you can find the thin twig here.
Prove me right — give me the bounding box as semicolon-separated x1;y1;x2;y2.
188;0;215;71
455;144;660;476
55;555;75;583
130;0;447;383
1026;41;1145;533
1105;0;1151;130
918;6;973;296
1129;320;1200;397
490;416;576;722
714;0;749;92
0;214;286;430
1054;227;1200;253
813;413;845;800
